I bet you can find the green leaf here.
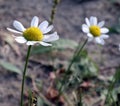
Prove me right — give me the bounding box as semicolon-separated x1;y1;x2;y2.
0;60;22;74
56;50;98;91
31;45;52;54
37;97;44;106
72;56;98;78
31;39;78;54
53;38;78;50
109;26;120;34
114;67;120;83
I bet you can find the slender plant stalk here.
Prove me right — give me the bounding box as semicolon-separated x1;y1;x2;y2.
79;93;82;106
68;37;84;68
78;88;83;106
105;68;120;105
105;76;116;104
59;38;88;94
20;1;60;105
50;0;60;24
49;0;60;65
67;38;88;72
20;45;32;106
28;89;32;106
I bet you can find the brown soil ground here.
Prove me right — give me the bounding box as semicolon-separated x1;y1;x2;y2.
0;0;120;106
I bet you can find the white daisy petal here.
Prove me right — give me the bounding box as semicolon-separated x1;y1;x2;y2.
85;18;90;26
95;37;105;45
8;16;59;46
26;41;37;45
100;35;109;39
7;28;22;34
100;39;105;45
82;24;89;33
101;28;109;33
43;25;54;34
87;33;93;38
15;36;27;43
13;20;25;32
39;20;49;32
43;32;59;42
31;16;39;27
11;34;16;38
90;16;95;25
93;17;97;25
98;21;105;28
82;16;109;45
39;41;52;46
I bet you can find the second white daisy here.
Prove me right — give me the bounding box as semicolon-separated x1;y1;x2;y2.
82;16;109;45
7;16;59;46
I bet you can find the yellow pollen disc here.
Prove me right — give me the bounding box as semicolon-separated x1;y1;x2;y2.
23;27;43;41
89;25;101;37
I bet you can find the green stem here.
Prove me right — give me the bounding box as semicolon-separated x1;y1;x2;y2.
28;89;32;106
78;88;83;106
20;45;32;106
50;0;60;24
105;68;120;105
59;38;88;94
67;38;88;72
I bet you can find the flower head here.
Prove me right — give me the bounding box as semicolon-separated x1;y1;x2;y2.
82;16;109;45
7;16;59;46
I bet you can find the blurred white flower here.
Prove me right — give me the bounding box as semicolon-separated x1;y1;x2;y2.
82;16;109;45
7;16;59;46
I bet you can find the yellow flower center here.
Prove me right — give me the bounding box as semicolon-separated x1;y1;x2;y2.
89;25;101;37
23;27;43;41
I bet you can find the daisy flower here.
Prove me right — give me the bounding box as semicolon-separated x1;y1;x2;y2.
82;16;109;45
7;16;59;46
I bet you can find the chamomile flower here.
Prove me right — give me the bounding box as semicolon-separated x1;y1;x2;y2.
82;16;109;45
7;16;59;46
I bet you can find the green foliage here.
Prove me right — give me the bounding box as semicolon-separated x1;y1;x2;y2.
111;68;120;101
69;52;98;88
37;97;54;106
0;60;22;74
109;26;120;34
71;50;98;78
105;67;120;105
31;38;78;54
37;97;45;106
109;0;120;4
57;50;98;92
109;18;120;34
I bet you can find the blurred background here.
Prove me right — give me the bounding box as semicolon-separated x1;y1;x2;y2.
0;0;120;106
